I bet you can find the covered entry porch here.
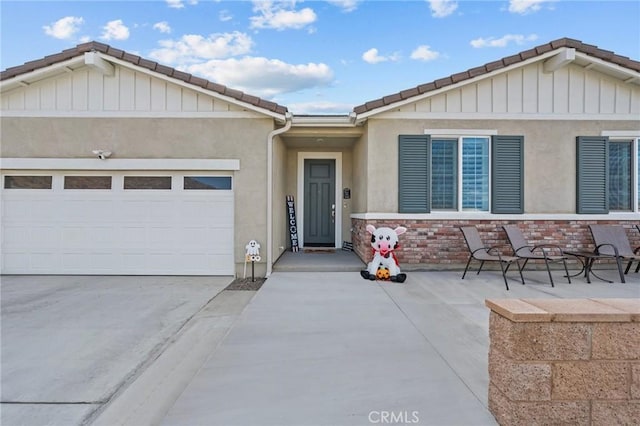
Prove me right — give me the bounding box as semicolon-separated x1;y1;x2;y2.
271;116;364;269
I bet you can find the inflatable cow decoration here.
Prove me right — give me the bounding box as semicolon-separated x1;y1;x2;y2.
360;225;407;283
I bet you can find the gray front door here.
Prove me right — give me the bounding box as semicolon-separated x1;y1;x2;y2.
304;159;335;247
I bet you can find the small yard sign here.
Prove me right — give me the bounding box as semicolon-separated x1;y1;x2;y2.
286;195;299;252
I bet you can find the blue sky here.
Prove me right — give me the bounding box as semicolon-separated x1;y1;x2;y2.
1;1;639;114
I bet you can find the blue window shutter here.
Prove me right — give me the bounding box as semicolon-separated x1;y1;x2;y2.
491;135;524;214
398;135;430;213
576;136;609;214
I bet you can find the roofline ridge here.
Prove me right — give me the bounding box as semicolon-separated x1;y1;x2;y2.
1;40;288;115
353;36;640;115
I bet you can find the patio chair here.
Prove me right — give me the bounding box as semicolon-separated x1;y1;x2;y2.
502;225;571;287
588;225;640;283
460;226;524;290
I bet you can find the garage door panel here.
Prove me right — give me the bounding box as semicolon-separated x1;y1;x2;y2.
63;252;113;271
3;252;29;271
1;172;235;275
119;227;146;247
3;197;54;221
63;226;115;249
148;227;177;246
148;202;176;221
180;198;233;222
34;226;62;248
3;226;31;247
32;252;62;271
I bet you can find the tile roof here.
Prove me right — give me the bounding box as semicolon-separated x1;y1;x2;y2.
0;41;288;115
353;37;640;115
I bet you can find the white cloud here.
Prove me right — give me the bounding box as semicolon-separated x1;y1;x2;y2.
186;57;333;98
250;1;317;30
153;21;172;34
166;0;198;8
428;0;458;18
149;32;254;64
508;0;549;15
410;45;440;61
470;34;538;48
43;16;84;40
362;48;399;64
288;101;353;114
326;0;360;12
101;19;130;41
219;10;233;22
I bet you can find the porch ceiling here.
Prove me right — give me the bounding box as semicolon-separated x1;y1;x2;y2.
281;135;359;149
280;126;363;149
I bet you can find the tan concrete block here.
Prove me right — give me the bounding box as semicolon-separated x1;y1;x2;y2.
503;322;591;361
488;383;512;426
553;361;630;400
485;299;552;322
592;298;640;322
490;312;592;361
592;400;640;426
489;312;515;356
489;384;589;426
489;348;551;401
592;322;640;360
523;298;631;322
633;363;640;400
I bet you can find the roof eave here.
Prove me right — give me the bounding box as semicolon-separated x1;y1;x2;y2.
353;48;564;120
0;56;85;92
100;53;288;121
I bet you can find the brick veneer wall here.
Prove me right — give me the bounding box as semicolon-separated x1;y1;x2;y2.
352;219;640;269
485;299;640;425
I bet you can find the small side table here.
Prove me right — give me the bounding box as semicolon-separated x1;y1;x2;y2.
563;250;613;284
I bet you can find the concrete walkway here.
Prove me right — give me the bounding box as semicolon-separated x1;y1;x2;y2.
158;269;638;426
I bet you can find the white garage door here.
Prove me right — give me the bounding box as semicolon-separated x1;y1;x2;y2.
1;172;234;275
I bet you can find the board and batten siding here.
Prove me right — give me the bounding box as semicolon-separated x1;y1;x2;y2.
1;66;244;113
398;63;640;116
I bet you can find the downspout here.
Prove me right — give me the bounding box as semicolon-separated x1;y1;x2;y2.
266;112;293;277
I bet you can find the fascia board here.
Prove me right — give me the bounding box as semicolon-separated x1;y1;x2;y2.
0;158;241;171
101;54;286;121
574;51;640;83
0;57;85;92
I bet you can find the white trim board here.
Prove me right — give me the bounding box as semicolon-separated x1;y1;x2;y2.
0;158;240;171
297;152;343;248
424;129;498;136
351;212;640;221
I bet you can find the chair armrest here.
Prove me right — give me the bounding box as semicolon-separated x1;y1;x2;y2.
595;243;620;257
513;245;533;256
486;246;507;261
532;244;564;255
470;247;490;256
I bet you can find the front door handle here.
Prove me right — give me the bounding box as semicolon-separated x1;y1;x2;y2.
331;204;335;222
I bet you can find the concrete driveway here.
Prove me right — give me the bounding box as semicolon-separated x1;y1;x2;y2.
2;269;638;426
0;275;233;425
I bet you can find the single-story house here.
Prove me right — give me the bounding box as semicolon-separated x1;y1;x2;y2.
1;37;638;276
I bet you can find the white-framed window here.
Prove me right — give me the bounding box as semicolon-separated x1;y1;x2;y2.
609;137;639;212
3;175;53;189
430;136;490;212
183;176;232;190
